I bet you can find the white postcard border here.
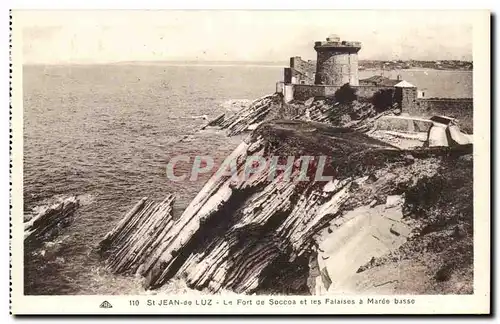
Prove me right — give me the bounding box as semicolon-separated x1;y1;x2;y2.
9;9;491;315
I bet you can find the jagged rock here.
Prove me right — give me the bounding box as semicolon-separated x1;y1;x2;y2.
97;119;473;295
201;113;225;130
138;120;406;293
291;99;400;132
210;93;400;137
133;120;470;293
207;93;282;136
304;97;315;107
98;195;175;275
24;196;80;245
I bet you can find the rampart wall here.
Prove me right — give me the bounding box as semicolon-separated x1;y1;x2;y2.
284;57;316;84
286;85;473;132
292;84;395;101
415;98;473;132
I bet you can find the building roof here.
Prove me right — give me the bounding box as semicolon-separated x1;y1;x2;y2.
394;80;416;88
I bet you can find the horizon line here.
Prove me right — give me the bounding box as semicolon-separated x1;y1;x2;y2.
23;58;474;66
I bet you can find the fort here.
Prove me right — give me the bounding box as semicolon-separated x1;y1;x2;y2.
277;34;473;120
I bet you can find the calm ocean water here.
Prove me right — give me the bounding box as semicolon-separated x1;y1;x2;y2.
23;64;472;295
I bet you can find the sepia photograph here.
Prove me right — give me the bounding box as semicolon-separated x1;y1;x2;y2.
10;9;490;315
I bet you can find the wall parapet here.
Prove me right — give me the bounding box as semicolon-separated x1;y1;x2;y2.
291;84;397;102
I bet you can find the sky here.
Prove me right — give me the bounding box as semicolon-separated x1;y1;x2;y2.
16;10;475;64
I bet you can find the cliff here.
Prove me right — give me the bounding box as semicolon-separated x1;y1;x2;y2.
99;120;473;295
208;93;400;137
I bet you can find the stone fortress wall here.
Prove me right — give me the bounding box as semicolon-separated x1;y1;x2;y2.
279;34;472;117
314;35;361;86
284;57;316;85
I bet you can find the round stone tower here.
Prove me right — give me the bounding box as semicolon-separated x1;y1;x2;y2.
314;34;362;86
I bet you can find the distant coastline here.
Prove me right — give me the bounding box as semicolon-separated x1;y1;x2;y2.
360;67;473;73
359;60;473;71
24;59;473;71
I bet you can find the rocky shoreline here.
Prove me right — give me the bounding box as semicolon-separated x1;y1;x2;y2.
97;103;473;295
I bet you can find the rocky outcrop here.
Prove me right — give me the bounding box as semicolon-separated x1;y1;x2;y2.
98;195;175;275
205;93;283;136
100;119;472;295
24;196;80;245
208;92;400;137
139;120;407;293
288;98;401;132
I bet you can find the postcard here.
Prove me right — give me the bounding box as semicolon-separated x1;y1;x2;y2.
10;9;490;315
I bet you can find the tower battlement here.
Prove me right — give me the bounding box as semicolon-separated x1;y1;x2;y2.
314;34;362;86
314;39;362;51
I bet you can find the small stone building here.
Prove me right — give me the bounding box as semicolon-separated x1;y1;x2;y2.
394;80;418;112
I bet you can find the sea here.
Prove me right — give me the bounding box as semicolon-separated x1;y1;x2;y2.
23;63;472;295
